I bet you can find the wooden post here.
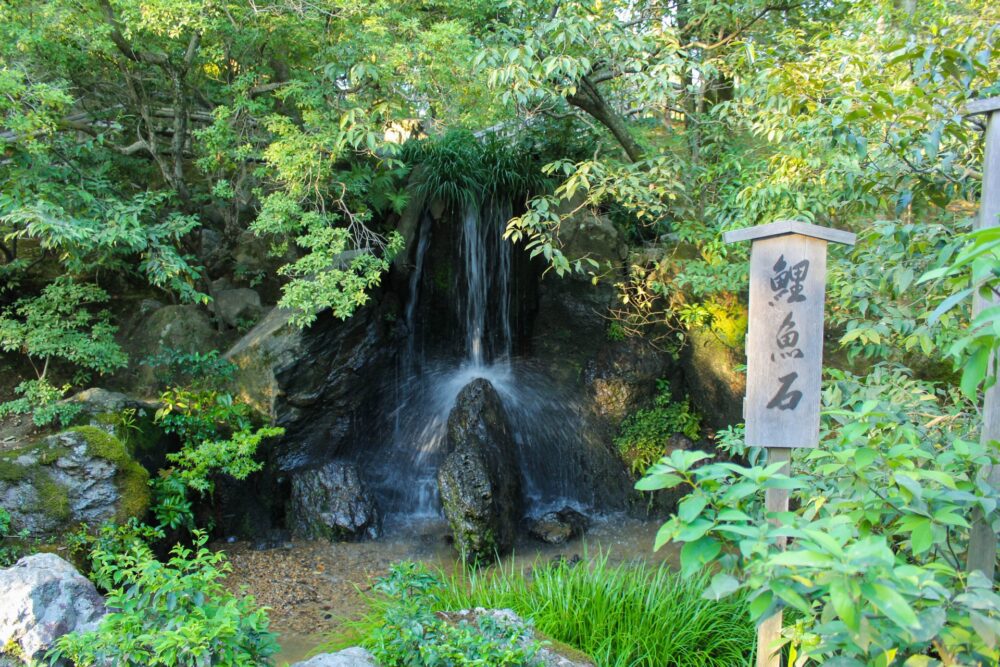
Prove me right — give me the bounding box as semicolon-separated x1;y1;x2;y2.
724;221;856;667
965;96;1000;579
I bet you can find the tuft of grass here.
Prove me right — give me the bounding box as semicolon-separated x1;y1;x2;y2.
336;553;754;667
436;553;754;667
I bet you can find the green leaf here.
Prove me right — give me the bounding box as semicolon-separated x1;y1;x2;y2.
863;582;920;630
680;537;721;576
677;495;708;523
829;577;859;632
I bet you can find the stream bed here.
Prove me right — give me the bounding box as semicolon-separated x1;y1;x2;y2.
217;516;679;665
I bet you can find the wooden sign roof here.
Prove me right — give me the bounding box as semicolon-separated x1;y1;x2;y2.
723;220;856;246
965;96;1000;116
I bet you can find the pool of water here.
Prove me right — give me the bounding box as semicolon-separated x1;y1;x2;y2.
218;515;678;665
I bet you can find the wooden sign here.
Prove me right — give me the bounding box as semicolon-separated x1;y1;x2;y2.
724;221;856;448
724;220;855;667
963;96;1000;580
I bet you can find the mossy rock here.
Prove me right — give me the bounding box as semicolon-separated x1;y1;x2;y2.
0;427;150;539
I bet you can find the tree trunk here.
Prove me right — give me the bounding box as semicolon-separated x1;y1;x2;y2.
567;76;644;163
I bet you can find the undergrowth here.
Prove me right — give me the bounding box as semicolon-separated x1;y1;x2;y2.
339;553;754;667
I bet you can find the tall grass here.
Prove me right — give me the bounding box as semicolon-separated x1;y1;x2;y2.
434;553;755;667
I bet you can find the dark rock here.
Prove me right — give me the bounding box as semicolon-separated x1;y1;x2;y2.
530;516;572;544
289;461;380;541
437;379;522;561
0;553;106;662
251;528;294;551
226;306;391;471
0;427;150;540
528;507;590;545
212;288;263;329
679;325;745;430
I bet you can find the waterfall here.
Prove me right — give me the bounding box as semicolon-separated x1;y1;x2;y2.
365;197;594;525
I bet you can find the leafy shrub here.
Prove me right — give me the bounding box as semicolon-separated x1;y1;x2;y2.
152;387;283;531
0;507;29;567
404;131;544;212
434;554;754;667
0;377;82;427
142;349;237;392
49;530;278;666
614;380;702;476
0;279;127;426
361;562;540;667
638;365;1000;665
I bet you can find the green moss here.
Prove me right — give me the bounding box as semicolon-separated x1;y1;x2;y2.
534;631;595;664
33;472;70;522
704;299;748;349
67;426;151;522
0;455;28;482
91;409;163;456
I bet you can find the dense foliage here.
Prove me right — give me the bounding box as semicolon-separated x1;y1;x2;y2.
50;529;278;667
2;0;1000;664
614;380;702;477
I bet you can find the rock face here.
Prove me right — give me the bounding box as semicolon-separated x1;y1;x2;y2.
289;461;381;541
528;507;591;545
679;324;746;431
226;306;390;471
438;379;522;561
290;647;377;667
528;209;668;511
0;427;150;539
0;553;106;662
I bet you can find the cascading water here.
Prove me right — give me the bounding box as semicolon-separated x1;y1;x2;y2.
365;197;598;526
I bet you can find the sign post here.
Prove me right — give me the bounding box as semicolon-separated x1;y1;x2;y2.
964;96;1000;580
724;220;855;667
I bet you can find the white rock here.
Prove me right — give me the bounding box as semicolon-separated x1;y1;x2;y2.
291;646;378;666
0;553;106;662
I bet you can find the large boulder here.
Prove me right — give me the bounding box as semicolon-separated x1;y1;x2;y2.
0;553;106;662
679;317;746;432
437;379;522;561
128;304;221;357
289;461;381;541
291;647;377;667
225;305;391;471
0;427;150;539
119;304;224;394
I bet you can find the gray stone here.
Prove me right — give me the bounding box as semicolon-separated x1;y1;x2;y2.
289;461;381;541
437;379;522;561
212;288;263;329
291;647;377;667
0;427;150;540
0;553;106;662
62;388;159;419
441;608;595;667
